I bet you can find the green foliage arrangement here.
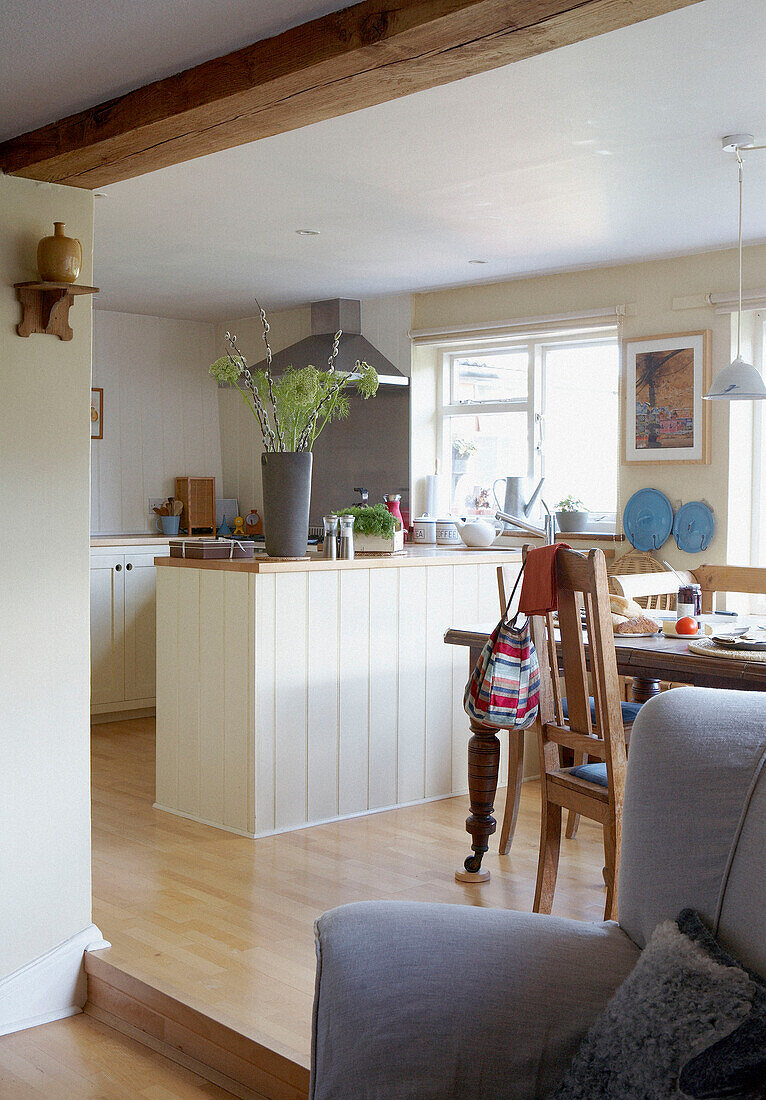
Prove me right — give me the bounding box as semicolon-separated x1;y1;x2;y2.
556;495;587;513
452;438;478;458
209;302;379;452
334;504;399;538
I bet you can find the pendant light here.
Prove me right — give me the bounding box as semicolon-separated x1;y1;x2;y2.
705;134;766;400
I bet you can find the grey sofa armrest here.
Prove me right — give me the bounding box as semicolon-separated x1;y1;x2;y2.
311;901;640;1100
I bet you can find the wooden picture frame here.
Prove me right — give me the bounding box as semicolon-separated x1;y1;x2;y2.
91;387;103;439
622;330;711;465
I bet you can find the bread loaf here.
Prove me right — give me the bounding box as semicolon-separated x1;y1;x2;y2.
610;594;643;618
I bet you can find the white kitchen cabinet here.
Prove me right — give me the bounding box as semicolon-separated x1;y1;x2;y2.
90;553;125;707
90;545;169;714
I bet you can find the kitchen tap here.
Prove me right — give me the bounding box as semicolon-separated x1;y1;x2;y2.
353;487;369;506
495;499;555;544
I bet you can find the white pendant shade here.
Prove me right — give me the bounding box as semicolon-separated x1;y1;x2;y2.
704;356;766;400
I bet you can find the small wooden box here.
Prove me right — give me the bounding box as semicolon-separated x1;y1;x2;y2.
175;477;216;534
169;539;255;559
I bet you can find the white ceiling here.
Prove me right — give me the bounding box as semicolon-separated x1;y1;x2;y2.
0;0;348;141
59;0;766;317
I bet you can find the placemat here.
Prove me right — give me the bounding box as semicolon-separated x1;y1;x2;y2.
688;637;766;662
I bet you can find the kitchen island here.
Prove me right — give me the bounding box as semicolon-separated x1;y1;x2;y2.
154;547;521;837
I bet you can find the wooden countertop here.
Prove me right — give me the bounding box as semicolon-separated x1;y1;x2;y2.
91;535;196;547
156;546;523;573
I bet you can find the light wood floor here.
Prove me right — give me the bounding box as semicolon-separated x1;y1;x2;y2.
0;1013;233;1097
87;716;607;1071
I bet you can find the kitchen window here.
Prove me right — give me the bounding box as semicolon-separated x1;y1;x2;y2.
440;330;620;521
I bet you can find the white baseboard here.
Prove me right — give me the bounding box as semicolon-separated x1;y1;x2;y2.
0;924;110;1037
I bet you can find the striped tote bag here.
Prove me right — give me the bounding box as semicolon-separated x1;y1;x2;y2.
463;561;540;730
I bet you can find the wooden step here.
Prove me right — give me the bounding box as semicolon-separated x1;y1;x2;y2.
84;951;310;1100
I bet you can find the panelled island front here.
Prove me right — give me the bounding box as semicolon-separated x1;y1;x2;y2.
154;548;521;837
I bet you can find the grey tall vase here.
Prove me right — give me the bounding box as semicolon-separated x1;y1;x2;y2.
261;451;313;558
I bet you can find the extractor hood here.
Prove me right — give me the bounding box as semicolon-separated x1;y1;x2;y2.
249;299;409;387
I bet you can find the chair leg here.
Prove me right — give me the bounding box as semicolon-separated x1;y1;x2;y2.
498;732;524;855
533;795;562;914
603;821;619;921
565;750;584;839
565;809;580;839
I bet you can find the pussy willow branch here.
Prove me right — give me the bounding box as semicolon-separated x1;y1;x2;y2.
254;298;285;451
225;331;276;451
296;332;344;450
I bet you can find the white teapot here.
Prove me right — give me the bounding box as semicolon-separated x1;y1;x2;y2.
454;516;504;548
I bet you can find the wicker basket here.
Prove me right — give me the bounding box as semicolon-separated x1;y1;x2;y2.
607;548;674;610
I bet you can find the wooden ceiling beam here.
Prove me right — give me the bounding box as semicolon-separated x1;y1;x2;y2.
0;0;703;189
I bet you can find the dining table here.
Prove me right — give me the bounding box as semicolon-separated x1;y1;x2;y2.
444;615;766;881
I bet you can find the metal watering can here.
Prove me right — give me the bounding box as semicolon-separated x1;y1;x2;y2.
493;476;545;527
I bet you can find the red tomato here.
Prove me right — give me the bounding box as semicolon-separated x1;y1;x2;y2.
676;616;699;635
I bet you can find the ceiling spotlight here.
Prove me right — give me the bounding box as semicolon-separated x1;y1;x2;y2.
468;259;488;265
296;228;320;236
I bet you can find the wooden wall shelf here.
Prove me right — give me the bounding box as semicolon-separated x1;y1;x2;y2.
14;281;98;341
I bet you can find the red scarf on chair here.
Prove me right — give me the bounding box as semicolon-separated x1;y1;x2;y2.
518;543;571;616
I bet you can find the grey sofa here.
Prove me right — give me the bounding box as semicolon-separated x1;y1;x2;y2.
311;688;766;1099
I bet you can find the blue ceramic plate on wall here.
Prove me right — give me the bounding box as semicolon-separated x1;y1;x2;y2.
622;488;674;552
673;501;715;554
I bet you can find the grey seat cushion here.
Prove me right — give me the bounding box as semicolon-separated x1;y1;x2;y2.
311;901;640;1100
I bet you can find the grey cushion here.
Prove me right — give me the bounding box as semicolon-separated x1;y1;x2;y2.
311;901;640;1100
551;909;760;1100
619;688;766;958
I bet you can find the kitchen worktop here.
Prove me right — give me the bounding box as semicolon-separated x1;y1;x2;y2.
155;545;523;573
91;534;196;546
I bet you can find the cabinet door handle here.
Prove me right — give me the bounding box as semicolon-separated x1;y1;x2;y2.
115;563;122;572
126;563;133;570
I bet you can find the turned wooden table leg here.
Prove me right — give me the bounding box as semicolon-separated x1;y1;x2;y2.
455;718;501;884
631;676;662;704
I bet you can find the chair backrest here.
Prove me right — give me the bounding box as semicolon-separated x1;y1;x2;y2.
609;571;693;611
692;563;766;613
619;687;766;978
497;563;522;616
530;548;627;801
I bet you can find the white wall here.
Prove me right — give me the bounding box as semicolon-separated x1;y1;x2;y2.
0;175;94;977
91;310;221;533
411;244;766;570
214;295;411;514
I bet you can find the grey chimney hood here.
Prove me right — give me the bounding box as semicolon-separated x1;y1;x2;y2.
251;299;408;386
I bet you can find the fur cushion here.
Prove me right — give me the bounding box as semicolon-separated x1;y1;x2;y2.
550;909;764;1099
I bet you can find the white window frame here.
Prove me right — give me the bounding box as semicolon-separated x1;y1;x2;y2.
440;337;537;483
439;329;619;513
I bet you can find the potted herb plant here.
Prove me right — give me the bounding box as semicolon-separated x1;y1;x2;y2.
555;495;590;534
334;504;404;554
210;304;378;557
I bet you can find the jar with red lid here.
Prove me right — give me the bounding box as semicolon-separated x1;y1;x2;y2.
677;583;702;620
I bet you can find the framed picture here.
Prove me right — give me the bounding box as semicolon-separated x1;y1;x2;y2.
622;330;711;465
91;387;103;439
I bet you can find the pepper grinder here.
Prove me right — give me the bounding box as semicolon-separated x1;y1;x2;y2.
339;514;355;560
323;515;339;559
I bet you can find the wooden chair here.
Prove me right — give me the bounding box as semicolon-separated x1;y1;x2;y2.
531;548;627;920
692;564;766;612
495;564;526;855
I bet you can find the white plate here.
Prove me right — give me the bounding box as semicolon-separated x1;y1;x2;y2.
662;627;710;639
614;629;662;638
